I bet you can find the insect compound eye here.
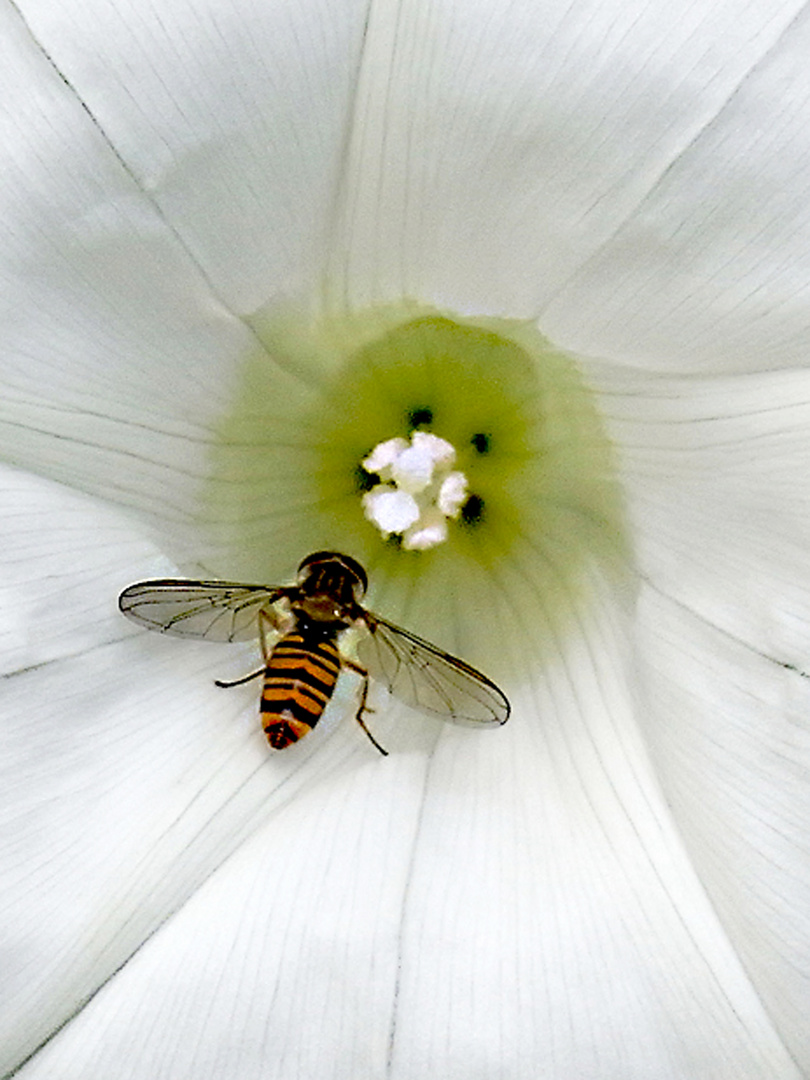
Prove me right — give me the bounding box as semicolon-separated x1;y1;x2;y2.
296;551;367;598
340;553;368;597
296;550;338;585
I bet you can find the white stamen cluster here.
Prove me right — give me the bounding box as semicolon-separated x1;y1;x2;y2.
361;432;469;550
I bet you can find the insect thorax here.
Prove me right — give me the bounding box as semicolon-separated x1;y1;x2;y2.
288;612;346;644
292;591;357;628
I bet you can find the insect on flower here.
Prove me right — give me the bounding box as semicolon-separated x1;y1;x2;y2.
119;551;510;755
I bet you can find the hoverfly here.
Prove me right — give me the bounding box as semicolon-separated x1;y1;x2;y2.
119;551;510;755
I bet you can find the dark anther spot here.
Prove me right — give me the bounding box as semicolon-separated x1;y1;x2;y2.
407;407;433;430
354;463;379;493
461;494;485;526
470;433;491;454
385;533;403;549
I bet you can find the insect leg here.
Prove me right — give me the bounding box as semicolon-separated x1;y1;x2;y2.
215;668;264;689
259;608;284;662
343;659;388;757
216;607;280;689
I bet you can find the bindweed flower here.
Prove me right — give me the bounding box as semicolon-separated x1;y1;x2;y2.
1;2;809;1079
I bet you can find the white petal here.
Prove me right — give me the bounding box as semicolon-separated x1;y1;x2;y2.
325;0;802;320
593;364;810;665
0;466;157;674
0;5;246;531
13;0;369;311
594;365;810;1065
8;577;799;1079
547;10;810;372
0;470;377;1073
635;586;810;1067
0;1;367;537
0;629;375;1076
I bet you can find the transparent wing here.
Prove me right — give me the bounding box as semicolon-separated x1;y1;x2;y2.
118;579;285;642
357;614;510;726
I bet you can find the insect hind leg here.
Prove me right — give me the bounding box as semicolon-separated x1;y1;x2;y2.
216;608;283;689
215;667;264;689
343;659;388;756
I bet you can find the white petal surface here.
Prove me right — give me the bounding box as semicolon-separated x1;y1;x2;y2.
325;0;805;338
0;0;363;533
594;367;810;1067
0;1;247;530
11;0;370;313
548;5;810;372
6;550;799;1079
8;0;808;376
0;469;380;1074
0;466;157;674
594;366;810;677
636;588;810;1070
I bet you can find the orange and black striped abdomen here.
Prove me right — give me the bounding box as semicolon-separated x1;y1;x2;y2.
261;629;342;749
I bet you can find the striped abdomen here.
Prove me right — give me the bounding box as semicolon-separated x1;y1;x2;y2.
261;629;342;749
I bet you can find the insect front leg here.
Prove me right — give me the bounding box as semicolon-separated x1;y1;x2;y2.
342;658;388;756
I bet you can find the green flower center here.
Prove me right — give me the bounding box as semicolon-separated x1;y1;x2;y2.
207;302;626;665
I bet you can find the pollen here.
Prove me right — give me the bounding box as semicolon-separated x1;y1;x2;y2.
360;431;469;550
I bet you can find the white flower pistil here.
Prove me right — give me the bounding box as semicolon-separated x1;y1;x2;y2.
361;431;468;550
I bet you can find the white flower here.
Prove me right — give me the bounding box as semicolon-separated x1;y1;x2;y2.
1;2;809;1079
